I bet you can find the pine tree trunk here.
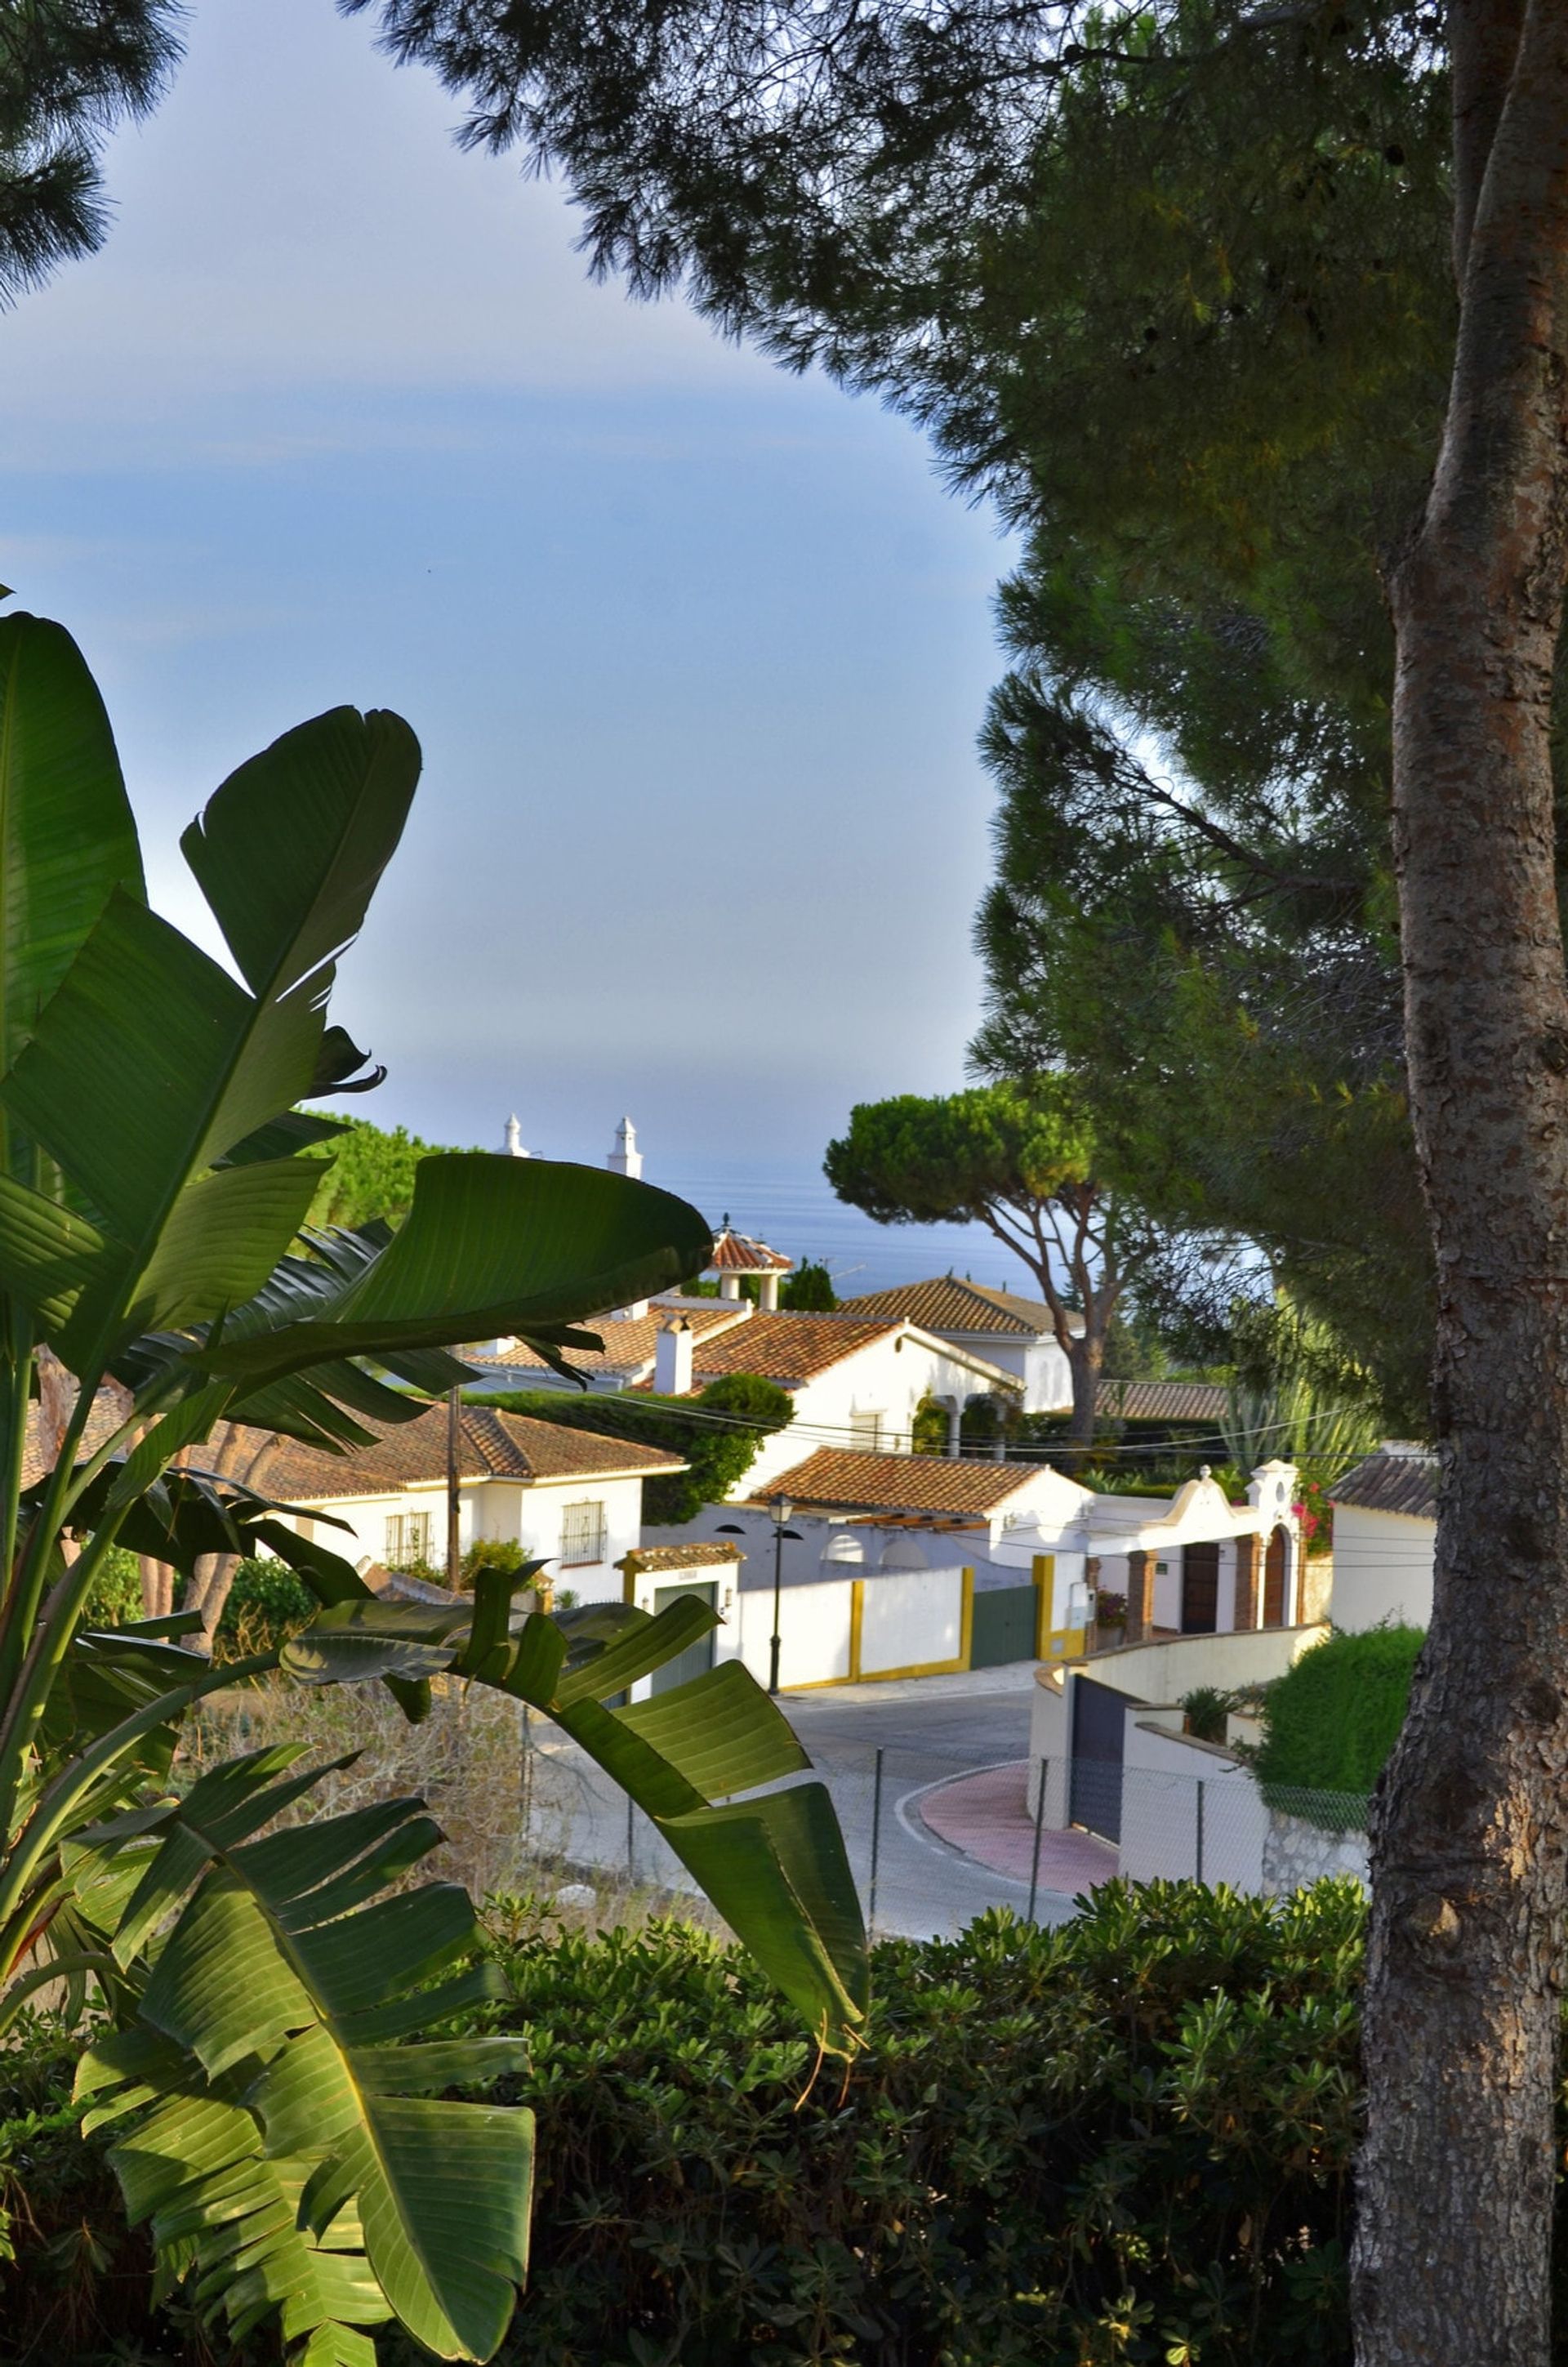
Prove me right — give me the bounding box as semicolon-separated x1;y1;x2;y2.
1352;7;1568;2356
1066;1331;1102;1450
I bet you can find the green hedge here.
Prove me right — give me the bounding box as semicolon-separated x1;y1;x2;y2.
2;1882;1366;2365
1256;1624;1425;1801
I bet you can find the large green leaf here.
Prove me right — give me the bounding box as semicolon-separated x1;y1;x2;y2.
281;1591;869;2049
77;1755;532;2364
192;1154;713;1386
0;612;145;1097
0;707;421;1374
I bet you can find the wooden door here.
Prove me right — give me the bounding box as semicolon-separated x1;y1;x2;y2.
1263;1526;1290;1627
1180;1540;1220;1634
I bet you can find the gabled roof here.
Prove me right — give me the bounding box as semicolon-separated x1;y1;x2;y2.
844;1275;1061;1337
620;1541;743;1572
688;1312;906;1388
253;1405;685;1504
759;1445;1058;1518
1095;1380;1228;1423
1330;1446;1437;1522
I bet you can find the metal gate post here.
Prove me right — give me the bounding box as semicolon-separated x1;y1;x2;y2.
1196;1779;1205;1884
1027;1759;1049;1924
866;1748;884;1936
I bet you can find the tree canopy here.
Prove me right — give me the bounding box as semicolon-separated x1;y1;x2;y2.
302;1109;474;1229
0;3;183;304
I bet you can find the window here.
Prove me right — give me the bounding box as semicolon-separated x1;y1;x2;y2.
849;1411;883;1453
560;1500;608;1567
385;1509;434;1569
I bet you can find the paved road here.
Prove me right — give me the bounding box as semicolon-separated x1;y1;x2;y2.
782;1668;1078;1937
521;1663;1081;1941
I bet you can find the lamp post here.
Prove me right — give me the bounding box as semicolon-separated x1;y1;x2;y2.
716;1493;802;1696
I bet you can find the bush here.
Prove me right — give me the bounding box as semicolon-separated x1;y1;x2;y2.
2;1881;1366;2366
80;1544;141;1628
1255;1623;1425;1799
1181;1683;1233;1743
213;1558;317;1658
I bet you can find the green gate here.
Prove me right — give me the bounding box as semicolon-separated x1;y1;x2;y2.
650;1581;718;1694
969;1582;1040;1669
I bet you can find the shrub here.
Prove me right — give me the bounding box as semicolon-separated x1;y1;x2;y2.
1255;1623;1425;1799
2;1880;1366;2366
213;1557;317;1659
80;1544;142;1628
1182;1683;1233;1743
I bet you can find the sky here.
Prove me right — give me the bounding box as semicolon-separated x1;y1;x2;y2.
2;0;1025;1287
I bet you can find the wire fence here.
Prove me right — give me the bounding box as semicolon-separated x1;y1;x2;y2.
516;1723;1374;1941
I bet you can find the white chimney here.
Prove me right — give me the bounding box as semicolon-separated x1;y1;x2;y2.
654;1315;693;1396
501;1113;529;1158
608;1116;643;1179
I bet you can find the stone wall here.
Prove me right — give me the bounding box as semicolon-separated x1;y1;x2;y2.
1262;1808;1369;1893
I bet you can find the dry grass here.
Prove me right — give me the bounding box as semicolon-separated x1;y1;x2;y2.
184;1673;728;1940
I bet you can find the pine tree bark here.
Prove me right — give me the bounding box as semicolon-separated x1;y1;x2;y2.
1353;4;1568;2357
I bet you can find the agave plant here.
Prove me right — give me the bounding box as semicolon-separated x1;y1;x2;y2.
0;611;866;2365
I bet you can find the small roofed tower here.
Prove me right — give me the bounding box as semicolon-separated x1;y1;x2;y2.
608;1115;643;1179
706;1219;794;1310
501;1113;529;1158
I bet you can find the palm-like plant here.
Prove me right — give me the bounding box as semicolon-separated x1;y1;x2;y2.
0;610;866;2365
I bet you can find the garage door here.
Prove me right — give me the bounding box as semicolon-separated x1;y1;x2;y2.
1069;1674;1127;1842
650;1581;718;1695
969;1582;1040;1669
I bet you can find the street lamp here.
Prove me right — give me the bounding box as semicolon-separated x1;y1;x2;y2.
716;1492;802;1695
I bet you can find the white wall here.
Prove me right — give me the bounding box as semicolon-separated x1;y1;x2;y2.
283;1470;649;1605
1117;1720;1270;1889
1330;1504;1434;1631
738;1326;1022;1496
735;1578;854;1689
860;1566;966;1676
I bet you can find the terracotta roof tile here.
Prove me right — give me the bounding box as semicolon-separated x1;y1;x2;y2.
251;1404;684;1504
708;1228;793;1273
1330;1448;1437;1521
844;1276;1053;1336
483;1299;748;1379
1095;1380;1228;1423
758;1446;1051;1516
686;1313;905;1388
620;1541;744;1571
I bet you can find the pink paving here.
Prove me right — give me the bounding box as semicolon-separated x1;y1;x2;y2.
917;1761;1120;1893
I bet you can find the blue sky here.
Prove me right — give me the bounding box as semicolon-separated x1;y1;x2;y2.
2;0;1017;1253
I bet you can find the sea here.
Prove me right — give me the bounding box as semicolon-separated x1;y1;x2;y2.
648;1159;1027;1301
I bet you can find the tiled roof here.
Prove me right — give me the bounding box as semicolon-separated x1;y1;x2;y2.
688;1313;906;1388
482;1300;748;1379
708;1228;793;1273
1095;1380;1229;1423
844;1276;1057;1336
621;1541;744;1571
758;1446;1049;1517
252;1404;685;1504
22;1379;131;1489
1330;1447;1437;1522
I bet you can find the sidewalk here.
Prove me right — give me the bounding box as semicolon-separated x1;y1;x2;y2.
915;1759;1120;1892
782;1662;1041;1710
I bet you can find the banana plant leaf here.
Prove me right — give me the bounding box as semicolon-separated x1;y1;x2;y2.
281;1582;869;2050
76;1756;532;2364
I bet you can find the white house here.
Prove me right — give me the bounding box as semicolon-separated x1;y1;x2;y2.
466;1296;749;1395
256;1403;686;1606
1328;1443;1437;1630
842;1275;1078;1415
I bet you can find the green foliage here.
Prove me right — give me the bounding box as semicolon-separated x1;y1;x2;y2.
1256;1625;1425;1801
0;2;185;304
484;1372;794;1524
0;610;859;2365
1181;1685;1234;1745
303;1111;474;1230
80;1543;141;1629
781;1257;836;1311
3;1879;1368;2365
826;1080;1092;1228
213;1557;317;1656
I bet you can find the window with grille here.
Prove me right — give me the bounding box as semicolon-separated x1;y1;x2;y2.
385;1509;434;1568
559;1500;608;1567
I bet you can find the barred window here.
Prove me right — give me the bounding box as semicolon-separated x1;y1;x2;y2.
559;1500;607;1567
385;1509;434;1568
